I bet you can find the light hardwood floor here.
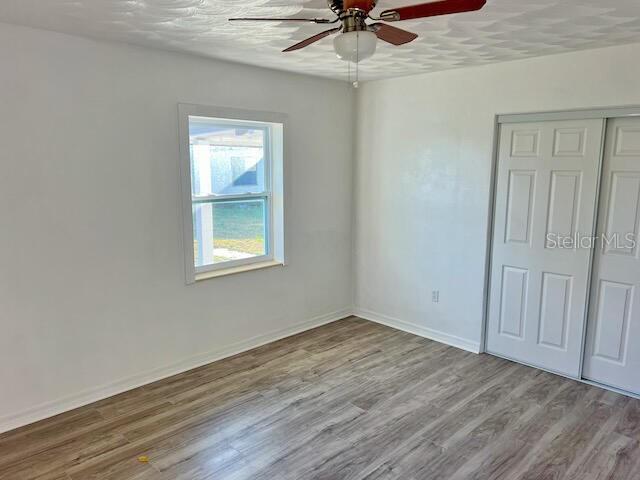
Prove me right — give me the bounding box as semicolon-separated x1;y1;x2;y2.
1;316;639;480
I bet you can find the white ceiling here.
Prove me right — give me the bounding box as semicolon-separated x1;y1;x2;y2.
2;0;640;81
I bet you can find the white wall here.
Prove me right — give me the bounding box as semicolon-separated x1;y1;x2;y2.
354;43;640;352
0;23;354;432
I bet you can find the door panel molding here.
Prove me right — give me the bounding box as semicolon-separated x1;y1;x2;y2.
545;170;582;244
505;171;536;245
537;272;573;351
591;280;633;364
498;266;529;339
553;128;587;157
602;171;640;258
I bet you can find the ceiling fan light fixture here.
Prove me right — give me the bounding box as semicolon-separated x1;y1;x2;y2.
333;30;377;63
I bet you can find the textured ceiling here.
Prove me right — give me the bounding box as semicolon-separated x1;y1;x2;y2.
1;0;640;81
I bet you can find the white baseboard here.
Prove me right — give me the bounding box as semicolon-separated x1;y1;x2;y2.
0;308;352;434
354;307;481;354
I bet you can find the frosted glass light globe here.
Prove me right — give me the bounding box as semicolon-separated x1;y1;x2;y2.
333;30;377;63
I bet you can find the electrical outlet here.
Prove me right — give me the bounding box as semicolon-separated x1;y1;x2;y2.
432;290;439;303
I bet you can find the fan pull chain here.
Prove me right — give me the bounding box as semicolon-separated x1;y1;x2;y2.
353;31;360;88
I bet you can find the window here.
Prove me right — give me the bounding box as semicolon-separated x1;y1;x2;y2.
179;105;285;281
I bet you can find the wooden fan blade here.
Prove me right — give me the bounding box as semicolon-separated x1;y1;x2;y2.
370;23;418;45
229;17;335;24
283;27;341;52
379;0;486;22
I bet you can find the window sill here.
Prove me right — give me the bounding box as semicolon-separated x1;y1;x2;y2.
194;260;284;282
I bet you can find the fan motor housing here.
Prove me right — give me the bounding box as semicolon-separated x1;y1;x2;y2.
328;0;378;15
329;0;374;32
342;12;369;32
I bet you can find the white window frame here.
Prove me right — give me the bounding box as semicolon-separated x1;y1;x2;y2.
178;104;285;283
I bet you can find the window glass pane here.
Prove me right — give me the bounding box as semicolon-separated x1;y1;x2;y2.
192;199;267;267
189;117;266;196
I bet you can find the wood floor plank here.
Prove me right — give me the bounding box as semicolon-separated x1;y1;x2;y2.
518;400;615;480
359;366;548;480
1;316;639;480
616;400;640;441
565;432;639;480
445;380;591;480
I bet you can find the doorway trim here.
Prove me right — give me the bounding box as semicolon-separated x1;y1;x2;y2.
497;105;640;124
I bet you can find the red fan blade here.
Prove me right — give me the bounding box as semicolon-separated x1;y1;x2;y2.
380;0;486;22
283;27;341;52
370;23;418;45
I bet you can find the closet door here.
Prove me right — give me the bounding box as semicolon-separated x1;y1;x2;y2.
583;117;640;394
486;119;605;378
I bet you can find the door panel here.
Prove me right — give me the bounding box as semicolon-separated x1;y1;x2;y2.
546;171;581;240
583;117;640;394
602;172;640;257
487;119;605;378
505;171;536;244
538;272;572;350
498;266;528;339
591;280;632;362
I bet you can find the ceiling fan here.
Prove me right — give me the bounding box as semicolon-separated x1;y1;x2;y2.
230;0;486;63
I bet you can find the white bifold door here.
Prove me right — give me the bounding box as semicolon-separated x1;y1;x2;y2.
583;118;640;394
486;119;605;378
